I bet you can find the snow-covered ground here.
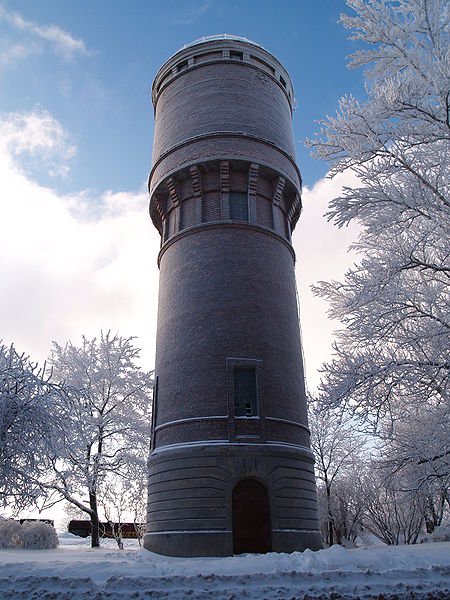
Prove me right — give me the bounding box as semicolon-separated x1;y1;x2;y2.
1;534;449;599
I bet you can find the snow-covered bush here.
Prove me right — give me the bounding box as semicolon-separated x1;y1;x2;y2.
420;525;450;544
0;519;58;549
0;519;23;548
20;521;59;549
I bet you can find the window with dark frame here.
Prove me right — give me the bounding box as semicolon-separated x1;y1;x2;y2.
230;192;249;221
230;51;243;61
234;367;257;417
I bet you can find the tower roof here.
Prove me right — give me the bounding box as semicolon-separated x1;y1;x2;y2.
152;34;295;109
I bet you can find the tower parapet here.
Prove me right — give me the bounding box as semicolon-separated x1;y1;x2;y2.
149;35;301;246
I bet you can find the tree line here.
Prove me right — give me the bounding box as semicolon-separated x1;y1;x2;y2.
0;332;153;547
307;0;449;546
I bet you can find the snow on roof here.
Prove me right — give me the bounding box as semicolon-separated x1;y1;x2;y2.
179;34;265;52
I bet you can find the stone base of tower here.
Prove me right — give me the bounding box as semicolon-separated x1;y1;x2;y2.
144;443;323;557
144;530;231;557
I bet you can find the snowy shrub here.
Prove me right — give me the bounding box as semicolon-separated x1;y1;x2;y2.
420;525;450;544
0;519;24;548
20;521;59;549
0;519;58;549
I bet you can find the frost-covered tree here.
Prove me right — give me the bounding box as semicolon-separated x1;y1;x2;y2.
378;407;449;533
0;343;59;512
361;464;426;545
327;466;366;546
100;456;147;549
381;404;450;489
316;467;366;547
308;0;450;485
309;403;366;545
42;332;153;547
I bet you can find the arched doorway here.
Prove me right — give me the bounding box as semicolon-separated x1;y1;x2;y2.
232;479;272;554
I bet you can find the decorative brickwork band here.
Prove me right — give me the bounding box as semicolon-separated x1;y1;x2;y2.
220;161;230;221
247;163;259;225
272;175;286;206
189;165;203;224
166;177;180;234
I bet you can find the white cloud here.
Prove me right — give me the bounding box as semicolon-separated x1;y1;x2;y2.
0;110;76;180
1;110;76;161
173;0;214;25
0;109;360;386
0;110;159;369
0;40;37;66
0;5;88;61
293;171;361;392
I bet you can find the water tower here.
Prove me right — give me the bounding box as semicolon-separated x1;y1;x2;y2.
145;35;322;557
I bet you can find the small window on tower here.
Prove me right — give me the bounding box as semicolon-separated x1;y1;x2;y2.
230;51;243;61
234;368;257;417
230;192;249;221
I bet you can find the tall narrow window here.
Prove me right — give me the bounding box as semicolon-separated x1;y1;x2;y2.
230;192;249;221
234;368;257;417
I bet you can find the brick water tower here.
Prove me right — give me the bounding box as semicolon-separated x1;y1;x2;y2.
145;35;322;557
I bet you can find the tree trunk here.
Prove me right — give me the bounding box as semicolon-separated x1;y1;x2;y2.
111;521;124;550
326;483;334;546
89;492;100;548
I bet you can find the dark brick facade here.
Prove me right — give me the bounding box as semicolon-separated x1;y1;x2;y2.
145;35;322;557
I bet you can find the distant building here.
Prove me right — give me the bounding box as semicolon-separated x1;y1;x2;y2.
145;35;322;557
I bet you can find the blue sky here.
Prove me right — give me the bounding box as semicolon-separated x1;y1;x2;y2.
0;0;363;390
1;0;364;192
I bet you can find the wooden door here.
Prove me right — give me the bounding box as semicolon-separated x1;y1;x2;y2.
232;479;272;554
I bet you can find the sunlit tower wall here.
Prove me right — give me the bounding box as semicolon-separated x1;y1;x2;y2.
145;35;322;557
